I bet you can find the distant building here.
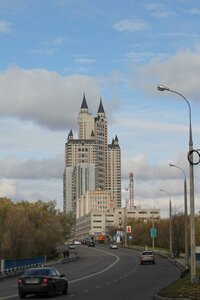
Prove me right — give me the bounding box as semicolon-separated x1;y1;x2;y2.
76;190;114;219
63;95;160;240
75;207;160;241
107;136;121;208
63;95;121;216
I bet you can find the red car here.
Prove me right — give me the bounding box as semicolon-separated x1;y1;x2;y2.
18;267;68;298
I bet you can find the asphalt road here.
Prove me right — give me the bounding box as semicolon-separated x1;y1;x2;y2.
0;245;181;300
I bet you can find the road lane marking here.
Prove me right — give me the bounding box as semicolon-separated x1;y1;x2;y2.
69;248;120;284
0;295;18;300
0;248;121;299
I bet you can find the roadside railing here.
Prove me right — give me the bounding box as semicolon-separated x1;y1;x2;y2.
0;253;79;279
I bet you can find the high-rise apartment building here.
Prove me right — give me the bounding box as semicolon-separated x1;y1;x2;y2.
63;95;121;216
107;136;121;208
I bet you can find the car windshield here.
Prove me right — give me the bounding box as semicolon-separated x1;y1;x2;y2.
24;269;51;276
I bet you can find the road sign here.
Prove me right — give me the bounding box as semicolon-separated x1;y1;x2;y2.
151;228;157;238
126;226;131;233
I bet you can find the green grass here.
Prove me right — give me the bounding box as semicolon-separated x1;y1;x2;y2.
158;270;200;299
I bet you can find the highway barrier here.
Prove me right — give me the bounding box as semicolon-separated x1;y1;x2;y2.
0;253;79;279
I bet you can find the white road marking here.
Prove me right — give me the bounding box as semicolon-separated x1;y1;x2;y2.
0;248;121;299
0;295;18;300
69;248;120;284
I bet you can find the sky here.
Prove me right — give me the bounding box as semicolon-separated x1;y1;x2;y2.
0;0;200;217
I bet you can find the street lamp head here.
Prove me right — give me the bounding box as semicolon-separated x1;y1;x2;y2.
159;188;170;195
169;163;175;167
157;85;170;92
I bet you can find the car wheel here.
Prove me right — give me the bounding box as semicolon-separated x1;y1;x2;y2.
62;283;68;295
19;291;26;299
48;285;56;298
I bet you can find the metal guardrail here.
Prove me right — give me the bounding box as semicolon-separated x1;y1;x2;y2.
0;253;79;279
0;262;43;279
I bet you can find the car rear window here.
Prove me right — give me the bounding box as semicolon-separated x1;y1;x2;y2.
142;251;153;255
24;269;51;276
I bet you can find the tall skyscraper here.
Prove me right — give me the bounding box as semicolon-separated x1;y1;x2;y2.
107;135;121;208
63;95;121;216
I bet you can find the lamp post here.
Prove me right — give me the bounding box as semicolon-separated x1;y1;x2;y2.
124;207;127;246
152;199;156;251
169;163;189;265
160;189;173;258
158;85;196;282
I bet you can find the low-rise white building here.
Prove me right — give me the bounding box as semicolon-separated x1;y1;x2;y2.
75;207;160;240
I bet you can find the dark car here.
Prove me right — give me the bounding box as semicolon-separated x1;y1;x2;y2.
88;241;95;247
18;267;68;298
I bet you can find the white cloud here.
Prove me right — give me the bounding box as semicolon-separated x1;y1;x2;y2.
0;154;63;179
113;19;148;32
0;66;101;129
144;3;174;18
31;48;58;56
52;36;69;45
129;45;200;102
74;58;96;64
188;8;200;15
0;179;17;198
0;20;11;33
0;178;63;209
121;153;188;182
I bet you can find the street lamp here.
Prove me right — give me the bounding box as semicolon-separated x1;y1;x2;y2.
159;189;173;258
158;85;196;282
151;199;156;251
169;163;189;265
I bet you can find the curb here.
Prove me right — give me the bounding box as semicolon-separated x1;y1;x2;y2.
155;295;191;300
154;256;191;300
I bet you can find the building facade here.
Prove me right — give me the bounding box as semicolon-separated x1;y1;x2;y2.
76;190;114;219
107;136;121;208
63;95;121;216
75;207;160;241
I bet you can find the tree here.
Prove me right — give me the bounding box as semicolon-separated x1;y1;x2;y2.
1;206;34;259
0;198;75;259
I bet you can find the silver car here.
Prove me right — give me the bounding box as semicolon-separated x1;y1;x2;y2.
140;250;155;264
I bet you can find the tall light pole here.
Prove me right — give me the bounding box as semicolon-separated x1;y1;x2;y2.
152;200;155;251
160;189;172;258
169;163;189;265
158;85;196;282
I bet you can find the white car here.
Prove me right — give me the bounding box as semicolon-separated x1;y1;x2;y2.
74;240;81;245
110;244;118;249
68;243;76;249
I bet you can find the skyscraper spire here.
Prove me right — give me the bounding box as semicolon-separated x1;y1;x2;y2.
81;93;88;111
68;129;73;140
115;135;119;144
98;98;105;114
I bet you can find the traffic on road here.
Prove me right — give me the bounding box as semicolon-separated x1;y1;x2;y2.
0;244;181;300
